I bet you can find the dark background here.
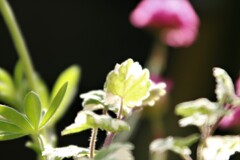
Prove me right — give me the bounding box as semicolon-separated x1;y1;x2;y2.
0;0;240;159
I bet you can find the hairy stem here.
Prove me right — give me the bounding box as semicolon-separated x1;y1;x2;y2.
89;128;98;159
0;0;36;91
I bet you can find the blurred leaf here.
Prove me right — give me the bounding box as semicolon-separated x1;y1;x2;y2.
49;65;81;126
0;67;14;90
0;104;33;132
40;82;68;128
81;90;106;111
13;60;23;89
104;59;151;107
202;136;240;160
150;134;199;157
0;132;26;141
62;111;130;136
175;98;222;127
24;91;42;130
213;67;236;105
0;119;26;133
42;145;89;160
142;82;166;106
35;74;49;109
94;143;134;160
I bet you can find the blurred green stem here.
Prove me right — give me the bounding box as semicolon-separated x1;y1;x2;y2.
0;0;36;91
32;134;46;160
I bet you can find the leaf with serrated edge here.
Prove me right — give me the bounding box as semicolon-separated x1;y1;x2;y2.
43;145;89;160
24;91;42;130
49;65;80;126
40;82;68;128
104;59;151;107
62;111;130;135
0;104;33;132
150;134;199;157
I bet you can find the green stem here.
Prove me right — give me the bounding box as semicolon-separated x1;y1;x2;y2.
0;0;36;91
32;134;46;160
89;128;98;159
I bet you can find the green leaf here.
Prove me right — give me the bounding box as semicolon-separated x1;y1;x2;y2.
42;145;89;160
0;119;26;133
49;65;81;126
81;90;106;111
0;132;26;141
0;104;33;132
62;111;130;136
40;82;68;128
104;59;151;107
13;60;23;89
213;67;236;105
95;143;134;160
150;134;199;157
202;136;240;160
175;98;222;127
35;74;50;109
0;67;14;90
24;91;42;130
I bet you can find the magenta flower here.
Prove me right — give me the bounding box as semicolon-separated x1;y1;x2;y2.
130;0;200;47
219;78;240;128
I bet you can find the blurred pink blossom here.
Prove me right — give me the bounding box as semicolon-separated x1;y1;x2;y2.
130;0;200;47
219;78;240;128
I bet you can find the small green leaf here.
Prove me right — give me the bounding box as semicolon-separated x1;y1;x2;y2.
213;67;236;105
35;74;50;109
202;136;240;160
104;59;151;107
95;143;134;160
13;60;23;89
0;120;26;133
42;145;89;160
40;82;68;128
0;132;26;141
175;98;222;127
49;65;81;126
0;67;14;90
24;91;42;130
150;134;199;157
61;111;130;136
0;104;33;132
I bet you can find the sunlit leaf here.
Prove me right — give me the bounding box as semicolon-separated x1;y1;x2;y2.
213;67;236;105
202;136;240;160
42;145;89;160
24;91;42;130
35;74;49;109
0;67;14;90
0;132;26;141
13;60;23;89
104;59;151;107
150;134;199;157
95;143;134;160
0;104;33;132
0;119;26;133
175;98;222;127
40;82;68;128
62;111;130;135
49;65;81;126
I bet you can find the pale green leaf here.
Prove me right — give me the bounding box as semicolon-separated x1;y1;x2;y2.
150;134;199;157
95;143;134;160
42;145;89;160
13;60;23;89
62;111;130;135
35;74;50;109
0;104;33;132
24;91;42;130
0;67;14;90
0;119;26;133
175;98;222;127
40;82;68;128
0;132;26;141
104;59;151;107
202;136;240;160
49;65;81;126
213;67;236;105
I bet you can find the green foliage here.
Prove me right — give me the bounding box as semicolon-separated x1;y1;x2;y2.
42;145;89;160
24;92;42;130
62;111;130;135
202;136;240;160
94;143;134;160
104;58;151;107
40;82;68;128
150;134;199;158
48;65;81;126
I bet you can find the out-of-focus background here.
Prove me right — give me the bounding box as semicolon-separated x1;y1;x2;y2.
0;0;240;159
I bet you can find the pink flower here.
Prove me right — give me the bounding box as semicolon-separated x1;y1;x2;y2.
130;0;200;47
150;74;173;92
219;78;240;128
